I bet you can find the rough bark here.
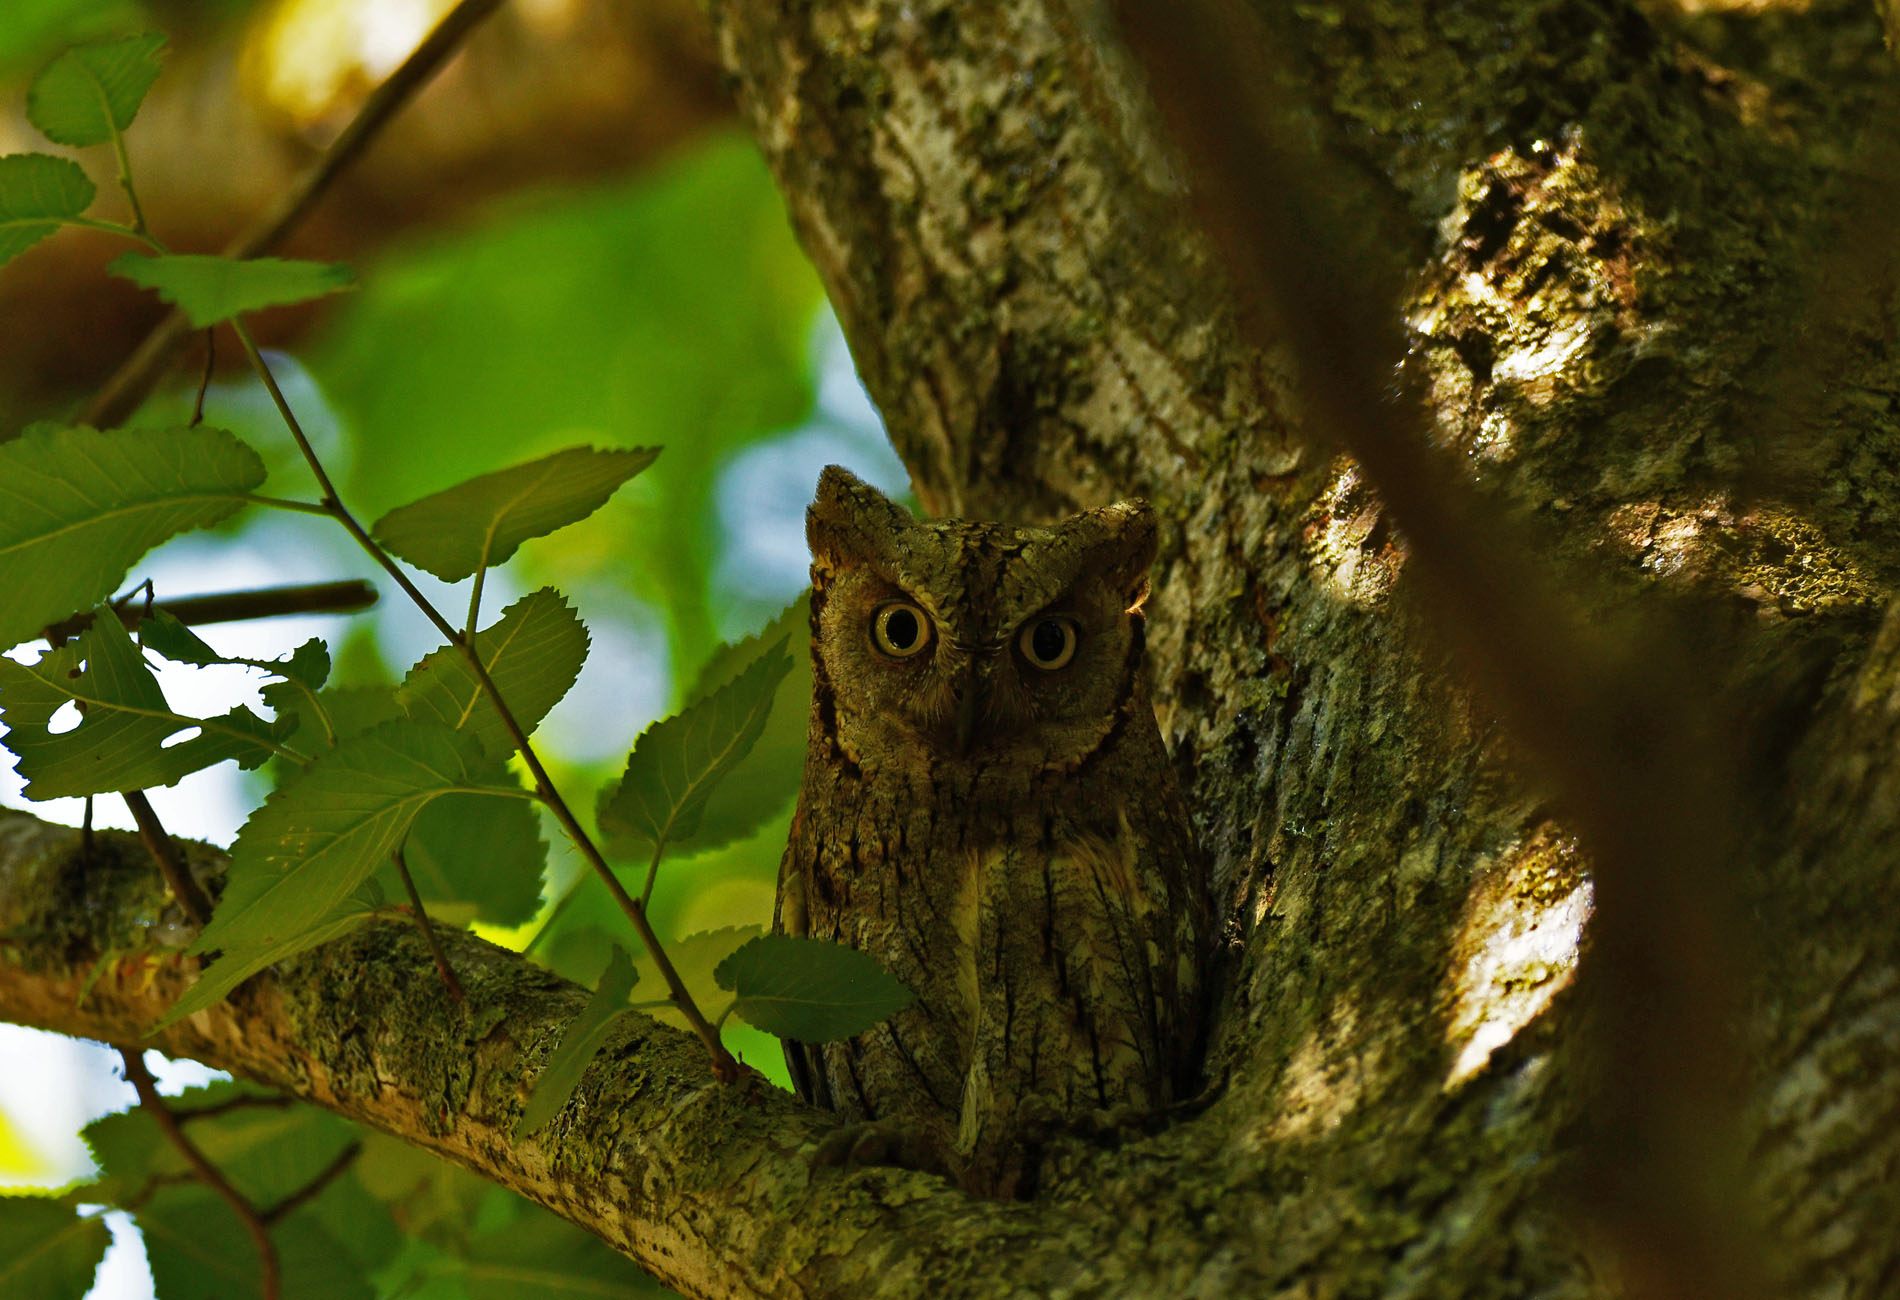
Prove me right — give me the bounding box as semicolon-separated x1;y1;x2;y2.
3;0;1899;1297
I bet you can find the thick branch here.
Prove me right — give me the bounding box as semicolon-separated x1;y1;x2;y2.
0;809;1184;1299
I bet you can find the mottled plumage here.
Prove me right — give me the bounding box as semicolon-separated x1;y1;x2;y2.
776;466;1208;1196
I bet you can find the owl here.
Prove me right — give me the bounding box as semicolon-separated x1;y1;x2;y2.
776;465;1209;1197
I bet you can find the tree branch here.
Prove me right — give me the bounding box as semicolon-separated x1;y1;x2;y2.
81;0;510;429
0;809;1140;1299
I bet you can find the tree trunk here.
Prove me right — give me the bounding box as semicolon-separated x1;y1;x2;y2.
4;0;1898;1296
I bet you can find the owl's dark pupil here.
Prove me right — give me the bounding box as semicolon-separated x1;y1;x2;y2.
1030;620;1067;663
884;608;920;649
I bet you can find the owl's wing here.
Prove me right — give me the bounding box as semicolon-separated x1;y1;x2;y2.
775;811;832;1107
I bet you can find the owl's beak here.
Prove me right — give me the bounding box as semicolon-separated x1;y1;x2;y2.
952;680;980;754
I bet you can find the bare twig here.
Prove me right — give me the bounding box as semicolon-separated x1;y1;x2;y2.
42;580;378;644
118;1047;280;1300
81;0;509;429
124;791;212;927
1117;3;1758;1297
392;848;464;1002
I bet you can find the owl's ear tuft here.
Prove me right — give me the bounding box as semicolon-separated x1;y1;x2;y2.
808;465;913;567
1065;498;1157;609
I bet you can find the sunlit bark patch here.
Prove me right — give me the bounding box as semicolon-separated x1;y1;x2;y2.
1442;826;1592;1089
1253;998;1377;1146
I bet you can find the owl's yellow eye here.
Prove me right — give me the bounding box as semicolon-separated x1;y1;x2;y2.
871;602;932;658
1018;616;1079;670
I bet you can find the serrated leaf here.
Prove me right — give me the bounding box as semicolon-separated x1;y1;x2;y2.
141;610;333;746
0;152;94;265
278;684;400;751
109;252;354;327
26;33;164;147
714;934;914;1043
631;924;761;1032
86;1080;357;1209
683;597;811;854
371;445;660;582
397;588;586;760
0;424;265;650
516;947;638;1138
0;612;293;800
462;1213;670;1298
0;1198;108;1299
597;638;792;861
153;886;383;1032
189;721;511;958
143;610;330;690
386;783;546;927
140;1187;371;1300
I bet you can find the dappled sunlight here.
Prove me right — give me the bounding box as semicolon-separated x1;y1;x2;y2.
1247;999;1379;1147
1305;460;1404;609
247;0;460;124
1441;826;1591;1090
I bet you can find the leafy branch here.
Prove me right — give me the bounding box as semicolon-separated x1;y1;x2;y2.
0;19;916;1149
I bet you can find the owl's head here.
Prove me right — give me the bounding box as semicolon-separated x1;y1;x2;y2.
806;465;1156;772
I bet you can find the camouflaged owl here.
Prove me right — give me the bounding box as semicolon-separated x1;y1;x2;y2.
776;466;1209;1196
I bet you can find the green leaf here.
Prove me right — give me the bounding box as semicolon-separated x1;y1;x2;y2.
153;885;383;1032
0;1198;108;1299
0;152;93;265
681;598;812;854
190;721;511;959
596;637;793;861
715;934;914;1043
631;924;761;1032
26;32;164;146
143;610;330;690
371;445;660;582
140;1187;371;1300
386;784;546;928
397;588;587;760
0;612;293;800
109;252;355;327
142;610;334;744
0;424;265;651
461;1212;669;1298
85;1080;358;1209
516;947;638;1138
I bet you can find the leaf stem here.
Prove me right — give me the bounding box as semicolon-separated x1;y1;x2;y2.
118;1047;280;1300
640;833;671;912
465;554;487;643
123;790;211;926
231;320;739;1081
109;123;149;236
243;493;337;517
392;847;463;1002
63;215;162;250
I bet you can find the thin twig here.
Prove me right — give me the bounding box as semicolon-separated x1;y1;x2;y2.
392;847;464;1002
124;791;211;926
230;321;739;1081
43;580;378;644
260;1140;362;1227
82;0;509;429
118;1047;280;1300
